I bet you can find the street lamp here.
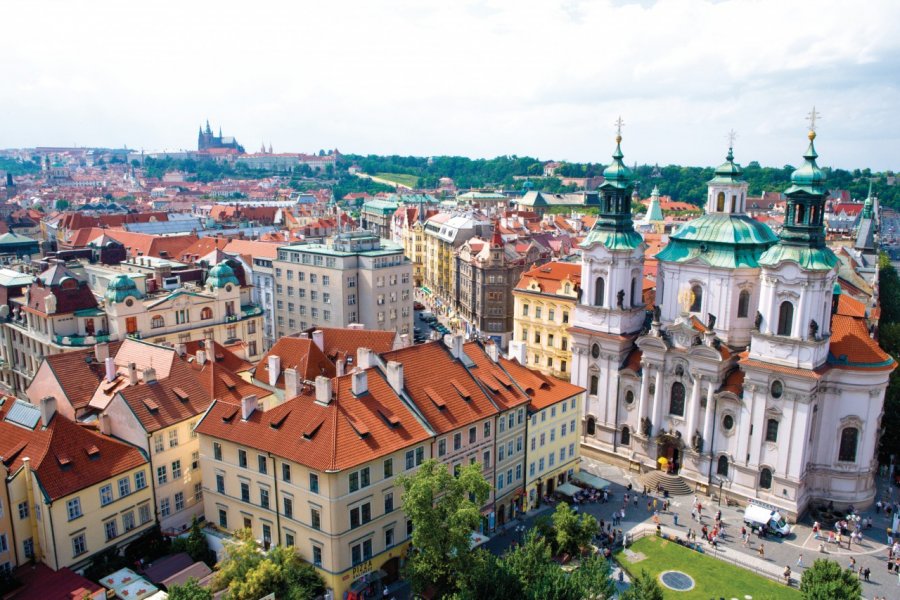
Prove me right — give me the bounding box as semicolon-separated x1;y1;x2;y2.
716;477;724;506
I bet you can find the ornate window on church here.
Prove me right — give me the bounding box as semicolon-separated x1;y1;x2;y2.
624;390;634;405
765;419;779;442
620;426;631;446
586;417;596;436
758;468;773;489
777;301;794;336
838;427;859;462
631;277;639;307
722;414;735;431
151;315;165;329
716;192;725;212
594;277;605;307
589;375;599;395
591;344;600;359
669;382;686;417
717;455;729;477
690;285;702;313
770;380;783;399
737;290;750;318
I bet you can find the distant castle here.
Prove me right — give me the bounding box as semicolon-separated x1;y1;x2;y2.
197;120;245;153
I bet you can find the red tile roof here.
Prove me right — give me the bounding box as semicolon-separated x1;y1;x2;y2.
622;349;642;373
183;339;253;373
514;261;581;295
256;337;336;388
719;369;744;396
13;564;103;600
836;293;867;318
463;342;530;412
0;398;147;500
829;314;894;371
304;327;398;364
495;354;584;411
195;369;432;471
40;342;125;411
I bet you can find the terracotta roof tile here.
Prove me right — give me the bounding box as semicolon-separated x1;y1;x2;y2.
828;314;895;371
256;338;336;388
462;342;530;412
495;354;584;411
836;293;867;318
622;348;642;372
39;342;124;411
514;261;581;295
303;327;398;363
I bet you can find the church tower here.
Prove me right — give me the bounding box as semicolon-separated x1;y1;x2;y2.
570;120;646;440
749;113;838;370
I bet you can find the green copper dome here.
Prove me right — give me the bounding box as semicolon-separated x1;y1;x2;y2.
785;132;827;195
207;262;239;289
600;136;633;190
105;274;143;303
709;147;744;184
656;213;779;268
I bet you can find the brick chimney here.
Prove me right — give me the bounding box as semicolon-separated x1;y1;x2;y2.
351;368;368;396
39;396;57;426
315;376;333;405
284;368;300;399
385;361;404;395
311;330;324;351
241;394;258;420
267;355;281;387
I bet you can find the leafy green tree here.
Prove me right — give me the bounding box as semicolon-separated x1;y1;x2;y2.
452;548;522;600
522;555;615;600
213;529;263;592
799;559;862;600
503;530;552;590
171;516;216;566
398;459;491;598
167;578;212;600
619;569;665;600
551;502;598;556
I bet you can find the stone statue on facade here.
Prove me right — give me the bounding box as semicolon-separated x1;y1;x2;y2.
754;310;763;330
617;289;625;309
652;305;661;323
809;319;819;340
640;416;652;437
691;430;703;453
707;313;716;330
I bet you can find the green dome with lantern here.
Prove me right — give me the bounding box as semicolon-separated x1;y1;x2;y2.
105;274;144;303
709;147;744;184
207;262;239;289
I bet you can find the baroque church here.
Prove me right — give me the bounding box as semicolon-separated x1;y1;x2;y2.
570;126;893;518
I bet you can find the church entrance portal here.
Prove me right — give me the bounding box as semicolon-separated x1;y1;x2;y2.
657;441;681;474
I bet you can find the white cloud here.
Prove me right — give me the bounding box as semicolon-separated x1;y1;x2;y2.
1;0;898;169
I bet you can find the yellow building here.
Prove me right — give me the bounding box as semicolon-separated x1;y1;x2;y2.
196;368;433;599
393;204;434;288
422;213;491;304
511;262;581;380
0;397;154;572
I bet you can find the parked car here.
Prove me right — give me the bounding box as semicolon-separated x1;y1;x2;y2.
414;301;425;310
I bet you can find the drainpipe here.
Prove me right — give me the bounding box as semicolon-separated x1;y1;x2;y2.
268;453;282;546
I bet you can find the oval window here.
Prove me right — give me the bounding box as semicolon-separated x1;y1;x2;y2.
225;284;233;292
591;344;600;359
625;390;635;405
722;414;735;431
770;380;784;399
125;298;134;307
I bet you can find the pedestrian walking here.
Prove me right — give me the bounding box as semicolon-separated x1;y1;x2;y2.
813;521;820;539
674;513;679;526
653;498;658;511
691;508;697;521
877;500;883;514
758;544;765;559
864;567;871;582
850;557;857;571
797;553;803;568
647;500;652;512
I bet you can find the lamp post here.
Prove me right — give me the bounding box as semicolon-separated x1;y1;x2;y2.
717;477;724;506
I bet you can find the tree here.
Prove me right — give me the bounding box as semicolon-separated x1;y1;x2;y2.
167;578;212;600
799;559;862;600
398;459;491;598
503;530;552;590
171;516;216;566
619;569;665;600
452;548;522;600
522;555;615;600
551;502;598;556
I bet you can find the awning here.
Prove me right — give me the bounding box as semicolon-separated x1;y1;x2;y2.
470;531;490;549
572;472;611;490
556;482;581;497
420;286;432;295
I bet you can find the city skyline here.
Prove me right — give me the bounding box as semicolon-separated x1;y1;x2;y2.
2;0;898;170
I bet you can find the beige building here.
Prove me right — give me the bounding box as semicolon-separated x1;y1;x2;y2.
0;397;154;572
511;261;582;380
196;368;433;599
422;212;491;303
273;232;413;338
391;203;437;288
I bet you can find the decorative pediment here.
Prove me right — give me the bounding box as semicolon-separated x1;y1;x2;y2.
654;429;685;448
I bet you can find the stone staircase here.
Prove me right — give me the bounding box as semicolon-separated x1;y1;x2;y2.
640;470;694;496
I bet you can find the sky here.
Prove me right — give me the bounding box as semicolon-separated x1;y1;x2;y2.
2;0;899;170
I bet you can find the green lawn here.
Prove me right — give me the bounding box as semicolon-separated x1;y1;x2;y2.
616;536;801;600
375;172;419;187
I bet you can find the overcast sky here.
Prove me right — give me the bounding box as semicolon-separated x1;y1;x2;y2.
3;0;899;170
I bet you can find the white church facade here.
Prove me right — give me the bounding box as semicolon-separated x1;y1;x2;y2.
571;127;893;518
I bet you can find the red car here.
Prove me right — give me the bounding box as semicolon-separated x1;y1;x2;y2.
414;301;425;310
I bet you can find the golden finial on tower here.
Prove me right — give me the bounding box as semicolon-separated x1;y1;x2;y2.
806;106;821;140
614;116;625;143
726;129;738;149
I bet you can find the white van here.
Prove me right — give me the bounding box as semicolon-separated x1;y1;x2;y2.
743;503;792;537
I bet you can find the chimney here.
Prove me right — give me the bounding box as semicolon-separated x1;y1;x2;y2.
39;396;57;426
508;341;527;365
99;413;112;435
385;361;404;394
175;343;187;357
311;329;324;351
142;366;157;384
444;333;464;359
241;394;259;420
314;376;333;405
284;368;300;399
205;337;215;356
399;333;410;348
485;340;500;362
196;350;207;365
356;347;374;369
128;362;139;385
267;355;281;387
104;356;117;382
348;323;365;330
351;368;368;396
95;342;109;363
336;357;346;376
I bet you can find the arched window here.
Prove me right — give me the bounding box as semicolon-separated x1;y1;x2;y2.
591;344;600;359
690;285;703;313
669;382;686;417
796;203;806;225
716;191;725;212
589;375;599;395
765;419;779;442
586;417;596;436
631;277;639;307
201;307;213;320
151;315;164;329
838;427;859;462
621;426;631;445
759;468;773;489
717;455;729;477
624;390;634;405
731;195;737;212
594;277;605;307
737;290;750;318
777;301;794;336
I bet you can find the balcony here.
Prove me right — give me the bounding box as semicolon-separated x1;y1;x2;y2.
241;305;263;318
54;333;113;347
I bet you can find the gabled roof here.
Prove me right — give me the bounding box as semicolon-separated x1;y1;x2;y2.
0;397;147;501
463;342;530;412
117;357;214;433
39;342;124;411
496;354;584;411
304;327;399;364
256;337;336;388
195;369;431;472
514;261;581;295
183;339;253;373
828;314;894;371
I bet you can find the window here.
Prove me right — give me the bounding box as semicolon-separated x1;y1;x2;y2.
192;451;200;470
563;311;569;324
590;375;599;395
311;508;321;530
67;497;83;521
454;432;462;451
175;491;185;511
72;533;87;557
201;307;213;320
483;449;491;467
594;277;605;306
135;471;147;490
497;473;504;490
484;421;491;438
216;473;225;493
770;380;784;399
238;449;248;468
587;417;596;436
219;509;228;528
167;429;179;448
258;455;268;474
194;483;203;502
312;545;322;567
621;426;631;445
717;455;729;477
350;502;372;529
118;477;131;497
469;426;477;444
522;304;529;317
669;382;686;417
160;498;171;518
385;492;394;513
151;315;165;329
16;500;28;520
716;191;726;212
416;447;424;465
285;532;295;547
549;453;555;466
777;301;794;336
561;423;567;436
260;488;269;509
190;421;198;439
737;290;750;318
508;413;515;429
310;473;319;494
172;460;182;478
759;468;773;489
722;414;735;431
139;504;151;524
282;463;292;482
240;482;250;502
351;539;373;565
350;467;370;492
384;458;394;478
385;528;395;548
213;442;222;461
765;419;779;442
154;434;164;454
591;344;600;359
499;445;505;461
690;284;703;312
99;485;113;507
625;390;634;405
839;427;859;462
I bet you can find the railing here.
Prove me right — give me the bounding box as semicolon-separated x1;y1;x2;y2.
54;333;112;346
